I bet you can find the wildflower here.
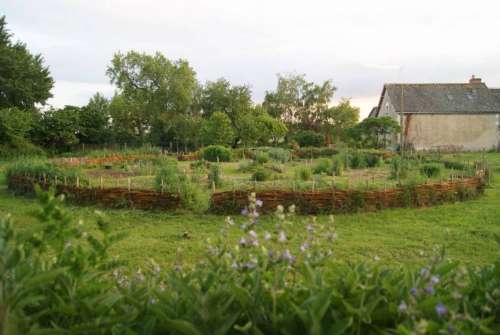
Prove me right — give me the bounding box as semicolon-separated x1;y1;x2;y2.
420;267;430;278
277;205;284;213
251;239;259;247
300;242;310;253
398;301;408;313
264;231;271;241
248;230;258;239
82;231;88;238
149;298;158;305
242;261;256;270
225;216;235;226
64;241;72;249
256;199;263;207
288;204;296;214
306;224;314;233
281;249;296;263
241;208;249;216
430;275;440;285
435;303;448;316
239;237;247;247
328;214;334;224
373;255;381;261
231;261;239;270
278;231;287;242
410;287;418;296
425;285;435;295
452;291;462;300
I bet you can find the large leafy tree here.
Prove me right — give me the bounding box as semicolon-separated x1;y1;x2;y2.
200;78;253;146
322;98;360;143
32;106;81;152
106;51;197;142
0;16;54;109
348;116;401;148
201;111;235;146
263;74;335;131
78;93;111;145
108;94;145;145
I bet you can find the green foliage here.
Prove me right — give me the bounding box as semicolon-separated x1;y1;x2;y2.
267;147;291;163
208;164;222;187
253;151;269;164
0;107;44;158
348;116;401;148
202;145;232;162
313;158;334;175
390;157;410;179
32;106;81;152
252;167;271;181
294;130;325;147
78;93;112;145
295;165;313;181
0;16;54;109
201;111;235;146
364;153;382;168
1;192;498;334
238;160;258;173
155;161;209;212
420;163;443;178
348;151;367;169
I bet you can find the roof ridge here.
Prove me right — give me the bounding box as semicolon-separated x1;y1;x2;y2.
385;83;485;86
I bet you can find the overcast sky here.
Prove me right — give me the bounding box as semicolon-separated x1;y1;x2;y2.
3;0;500;118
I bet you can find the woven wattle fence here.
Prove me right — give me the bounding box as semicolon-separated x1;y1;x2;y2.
7;174;485;214
8;176;180;210
210;177;485;214
55;154;161;167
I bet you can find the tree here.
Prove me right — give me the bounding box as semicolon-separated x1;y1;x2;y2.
322;98;360;143
199;78;253;146
78;93;111;146
349;116;401;148
32;106;81;152
108;94;145;145
106;51;197;140
263;74;336;131
0;16;53;109
201;112;235;146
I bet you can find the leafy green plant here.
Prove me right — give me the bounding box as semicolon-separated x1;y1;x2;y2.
202;145;232;162
313;158;333;175
295;165;313;181
390;157;410;179
294;130;325;147
253;151;269;164
252;167;271;181
420;163;442;178
267;147;291;163
238;159;258;173
208;164;223;187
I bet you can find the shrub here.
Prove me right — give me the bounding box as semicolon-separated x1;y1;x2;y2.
295;165;313;181
201;145;232;162
155;162;209;212
238;160;257;173
319;147;338;156
390;157;410;179
252;167;271;181
294;130;325;147
267;147;291;163
331;157;343;176
207;164;222;187
420;163;443;178
253;151;269;164
349;151;367;169
313;158;333;175
364;153;382;168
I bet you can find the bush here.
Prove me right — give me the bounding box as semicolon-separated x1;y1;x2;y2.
267;147;291;163
331;157;343;176
319;147;338;156
201;145;232;162
364;153;382;168
349;151;367;169
294;130;325;147
313;158;333;175
155;162;209;212
207;164;222;187
390;157;410;179
420;163;443;178
252;167;271;181
295;165;313;181
253;151;269;164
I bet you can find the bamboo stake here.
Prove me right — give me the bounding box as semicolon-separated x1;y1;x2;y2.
76;176;80;188
127;178;131;191
100;176;103;189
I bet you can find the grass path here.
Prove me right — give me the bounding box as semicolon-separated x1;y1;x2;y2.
0;153;498;269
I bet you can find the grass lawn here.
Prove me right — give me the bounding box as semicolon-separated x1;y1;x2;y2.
0;152;499;269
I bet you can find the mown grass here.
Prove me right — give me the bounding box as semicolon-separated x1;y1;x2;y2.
0;153;498;269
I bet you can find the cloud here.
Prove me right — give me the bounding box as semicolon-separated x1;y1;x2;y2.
3;0;500;117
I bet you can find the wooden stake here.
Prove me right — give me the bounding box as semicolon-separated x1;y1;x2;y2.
100;176;103;189
127;178;131;191
212;181;216;193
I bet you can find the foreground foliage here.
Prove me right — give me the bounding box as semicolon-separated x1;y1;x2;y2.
1;190;498;334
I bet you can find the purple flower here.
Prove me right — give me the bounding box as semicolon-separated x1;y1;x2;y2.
248;230;258;239
264;231;271;241
281;249;296;263
239;237;247;247
420;267;430;278
256;199;263;207
278;231;287;242
430;275;440;285
300;242;310;252
231;262;239;269
306;224;314;233
242;261;256;270
410;287;418;296
398;301;408;313
425;285;435;295
435;303;448;316
241;208;249;216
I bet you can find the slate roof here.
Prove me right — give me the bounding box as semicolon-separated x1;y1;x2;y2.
368;107;378;118
490;88;500;102
376;83;500;115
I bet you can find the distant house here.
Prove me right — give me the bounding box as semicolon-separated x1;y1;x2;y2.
370;76;500;151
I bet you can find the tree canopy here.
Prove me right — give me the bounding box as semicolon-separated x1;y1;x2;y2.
0;16;54;109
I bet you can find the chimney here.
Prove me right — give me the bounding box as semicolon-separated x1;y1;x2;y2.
469;75;482;84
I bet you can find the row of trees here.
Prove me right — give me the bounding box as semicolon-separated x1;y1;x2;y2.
0;15;400;154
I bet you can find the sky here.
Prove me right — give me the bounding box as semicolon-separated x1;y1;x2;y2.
3;0;500;118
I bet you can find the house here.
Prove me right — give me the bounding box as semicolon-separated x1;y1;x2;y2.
370;76;500;151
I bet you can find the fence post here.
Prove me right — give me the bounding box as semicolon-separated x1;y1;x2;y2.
64;176;67;186
100;176;103;190
212;181;216;193
127;178;131;192
161;178;164;194
76;176;80;188
312;178;315;192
